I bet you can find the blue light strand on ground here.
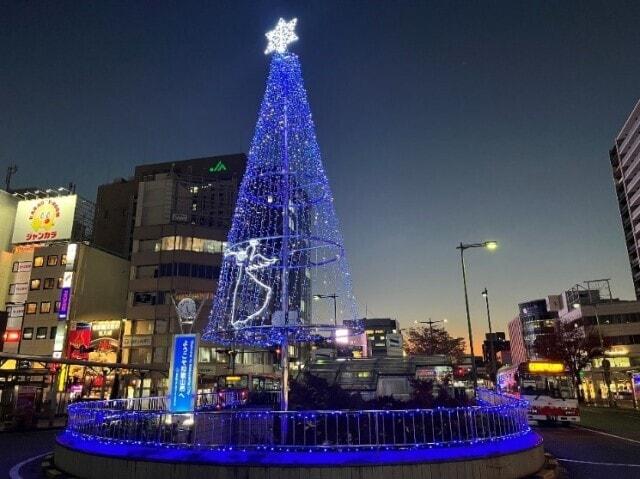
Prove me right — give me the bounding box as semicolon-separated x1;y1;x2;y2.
57;430;541;466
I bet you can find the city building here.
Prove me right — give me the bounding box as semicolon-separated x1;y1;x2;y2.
507;315;527;366
95;155;249;394
481;332;510;364
93;178;138;259
1;190;130;399
508;299;558;365
610;98;640;299
558;281;640;402
363;318;403;357
0;191;19;313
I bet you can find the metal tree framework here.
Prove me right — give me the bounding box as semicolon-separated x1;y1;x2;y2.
203;19;361;410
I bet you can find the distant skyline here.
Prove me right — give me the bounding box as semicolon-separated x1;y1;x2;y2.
2;1;640;350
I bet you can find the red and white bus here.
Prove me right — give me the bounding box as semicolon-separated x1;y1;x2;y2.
497;361;579;424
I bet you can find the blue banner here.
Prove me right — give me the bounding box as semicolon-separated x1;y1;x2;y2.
168;334;199;413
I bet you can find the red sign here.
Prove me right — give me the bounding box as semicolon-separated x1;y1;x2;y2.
67;327;91;360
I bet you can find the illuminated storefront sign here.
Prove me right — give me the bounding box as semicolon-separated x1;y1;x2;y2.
528;361;565;374
168;334;199;413
11;195;77;244
58;288;71;319
52;324;67;359
89;320;122;363
633;373;640;405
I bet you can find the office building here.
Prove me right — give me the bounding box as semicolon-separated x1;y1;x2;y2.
610;99;640;299
364;318;403;357
0;191;19;313
1;190;129;398
96;155;248;394
481;332;510;364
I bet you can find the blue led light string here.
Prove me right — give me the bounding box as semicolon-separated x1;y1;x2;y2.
204;47;360;348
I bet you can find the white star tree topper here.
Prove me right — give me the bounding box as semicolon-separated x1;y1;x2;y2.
265;18;298;55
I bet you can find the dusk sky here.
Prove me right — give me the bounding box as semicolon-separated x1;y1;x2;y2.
2;1;640;349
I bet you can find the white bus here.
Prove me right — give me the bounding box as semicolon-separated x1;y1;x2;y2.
497;361;579;424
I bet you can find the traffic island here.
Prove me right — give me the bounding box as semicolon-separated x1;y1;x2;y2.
53;389;545;479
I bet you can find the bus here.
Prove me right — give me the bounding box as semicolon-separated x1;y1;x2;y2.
497;361;579;424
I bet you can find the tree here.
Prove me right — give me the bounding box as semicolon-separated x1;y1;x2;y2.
533;322;609;396
403;326;466;360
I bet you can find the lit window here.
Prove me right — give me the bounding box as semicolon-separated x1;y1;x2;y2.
161;236;176;251
47;255;58;266
23;328;34;340
40;302;51;314
192;238;204;252
61;254;67;265
33;256;44;267
43;278;55;290
54;301;61;313
25;303;37;314
30;279;41;290
57;277;63;288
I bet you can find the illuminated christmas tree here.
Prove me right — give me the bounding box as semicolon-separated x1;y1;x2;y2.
203;19;361;355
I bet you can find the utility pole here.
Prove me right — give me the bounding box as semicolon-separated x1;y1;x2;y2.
5;165;17;192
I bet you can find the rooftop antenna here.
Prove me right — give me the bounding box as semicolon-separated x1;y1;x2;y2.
5;165;17;192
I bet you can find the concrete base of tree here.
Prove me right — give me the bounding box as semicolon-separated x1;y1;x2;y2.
54;431;545;479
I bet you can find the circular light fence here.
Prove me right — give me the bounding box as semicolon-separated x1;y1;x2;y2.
63;389;530;453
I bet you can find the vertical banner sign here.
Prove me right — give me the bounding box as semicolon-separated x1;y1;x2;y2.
632;373;640;405
168;334;199;413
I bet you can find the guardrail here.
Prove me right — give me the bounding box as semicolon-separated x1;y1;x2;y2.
65;389;529;451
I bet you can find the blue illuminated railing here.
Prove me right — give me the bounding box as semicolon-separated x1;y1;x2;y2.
65;389;529;451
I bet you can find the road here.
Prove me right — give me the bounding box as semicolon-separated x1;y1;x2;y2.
3;424;640;478
1;429;58;479
536;424;640;478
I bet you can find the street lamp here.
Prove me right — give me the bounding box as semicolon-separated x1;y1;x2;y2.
482;288;497;388
456;240;498;392
414;318;448;355
313;294;339;327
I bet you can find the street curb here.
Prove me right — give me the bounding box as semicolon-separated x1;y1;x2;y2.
41;454;79;479
528;453;561;479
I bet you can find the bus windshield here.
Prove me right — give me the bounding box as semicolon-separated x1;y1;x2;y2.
520;374;576;399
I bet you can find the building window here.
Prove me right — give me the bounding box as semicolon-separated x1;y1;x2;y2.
40;302;52;314
12;262;19;272
54;301;61;313
57;277;63;289
161;236;176;251
47;255;58;266
61;254;67;265
33;256;44;267
25;303;37;314
50;326;57;339
30;279;41;290
43;278;55;290
23;328;34;340
36;327;47;340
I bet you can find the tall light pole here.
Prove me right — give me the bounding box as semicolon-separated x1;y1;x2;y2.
414;318;448;355
482;288;497;387
314;294;339;356
313;294;339;327
456;241;498;392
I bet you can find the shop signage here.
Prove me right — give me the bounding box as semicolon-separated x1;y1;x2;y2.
58;287;71;319
633;373;640;405
168;334;199;413
11;195;77;244
122;335;153;348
